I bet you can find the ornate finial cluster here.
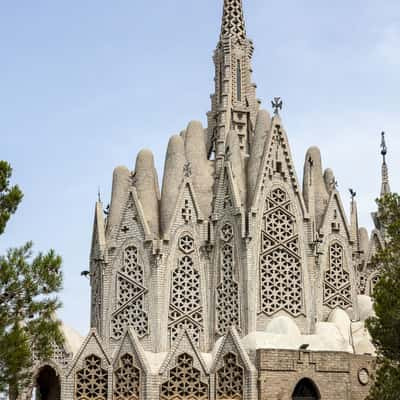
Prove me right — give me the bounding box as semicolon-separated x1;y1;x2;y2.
380;131;391;197
220;0;246;41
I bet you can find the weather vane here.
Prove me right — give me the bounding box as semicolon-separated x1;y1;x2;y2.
271;97;283;115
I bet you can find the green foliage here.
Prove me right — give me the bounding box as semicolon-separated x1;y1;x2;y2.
366;193;400;399
0;161;63;399
0;161;23;235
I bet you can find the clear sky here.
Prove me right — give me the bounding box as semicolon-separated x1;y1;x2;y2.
1;0;399;336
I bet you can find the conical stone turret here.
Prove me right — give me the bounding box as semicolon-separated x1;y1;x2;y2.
135;149;160;238
161;135;186;234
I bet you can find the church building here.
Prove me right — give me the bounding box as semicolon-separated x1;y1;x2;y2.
30;1;391;399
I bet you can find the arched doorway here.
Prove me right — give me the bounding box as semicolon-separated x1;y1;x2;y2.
292;378;320;400
35;365;61;400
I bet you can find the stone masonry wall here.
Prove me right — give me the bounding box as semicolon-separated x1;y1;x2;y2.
257;349;375;400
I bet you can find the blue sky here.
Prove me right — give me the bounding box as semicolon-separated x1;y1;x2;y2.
1;0;399;336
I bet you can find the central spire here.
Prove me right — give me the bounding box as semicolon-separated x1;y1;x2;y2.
221;0;247;41
207;0;259;162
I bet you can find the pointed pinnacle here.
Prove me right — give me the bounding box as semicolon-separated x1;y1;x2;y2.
220;0;247;41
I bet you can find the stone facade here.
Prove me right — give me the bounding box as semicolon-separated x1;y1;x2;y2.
258;350;375;400
29;1;392;399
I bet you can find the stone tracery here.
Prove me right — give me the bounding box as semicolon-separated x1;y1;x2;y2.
114;353;140;400
216;223;240;335
323;242;352;309
75;354;108;400
111;246;148;339
168;234;203;346
160;353;208;400
259;187;304;316
216;353;243;400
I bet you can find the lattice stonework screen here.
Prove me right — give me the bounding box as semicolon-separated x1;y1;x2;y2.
323;242;352;309
75;354;108;400
216;353;243;400
91;264;102;332
160;353;208;400
111;245;148;339
259;187;304;316
216;223;240;335
168;234;203;346
114;353;140;400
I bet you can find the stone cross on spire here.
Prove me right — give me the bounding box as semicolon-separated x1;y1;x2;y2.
380;131;391;197
220;0;247;41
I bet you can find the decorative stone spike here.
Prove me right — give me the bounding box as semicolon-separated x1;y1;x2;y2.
303;147;329;227
227;130;246;206
135;149;160;237
107;166;131;237
161;135;186;234
247;110;271;206
323;168;336;193
185;121;213;217
350;196;359;246
359;227;369;256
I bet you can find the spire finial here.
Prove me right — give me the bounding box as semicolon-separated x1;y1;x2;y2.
97;187;102;203
220;0;246;41
272;97;283;115
381;131;387;159
380;131;391;197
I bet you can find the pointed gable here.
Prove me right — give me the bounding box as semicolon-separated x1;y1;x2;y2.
66;329;110;378
214;163;242;219
251;115;307;217
211;328;257;400
159;330;209;400
320;190;352;240
112;329;151;400
165;179;204;237
211;327;255;373
113;328;150;372
160;329;208;375
90;201;106;262
367;230;384;263
114;189;152;243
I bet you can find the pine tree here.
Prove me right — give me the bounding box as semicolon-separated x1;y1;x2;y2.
0;161;64;400
366;193;400;399
0;161;23;235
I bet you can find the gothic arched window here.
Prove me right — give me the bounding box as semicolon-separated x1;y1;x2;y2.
259;187;304;316
160;353;208;400
114;353;140;400
216;223;240;335
168;234;203;346
323;242;352;309
111;245;148;340
216;353;243;400
75;355;108;400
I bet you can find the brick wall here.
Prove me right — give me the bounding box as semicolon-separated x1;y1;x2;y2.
257;349;375;400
